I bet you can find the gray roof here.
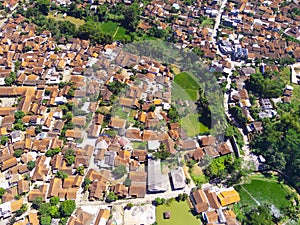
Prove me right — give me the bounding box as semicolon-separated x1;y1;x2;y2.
170;167;186;190
147;158;168;192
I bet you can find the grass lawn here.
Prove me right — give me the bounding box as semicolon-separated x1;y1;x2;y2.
112;107;128;119
235;177;292;212
180;114;209;137
47;13;85;28
99;21;130;41
173;72;200;101
201;18;215;27
156;200;200;225
100;21;118;35
114;26;129;40
190;165;208;185
132;141;147;150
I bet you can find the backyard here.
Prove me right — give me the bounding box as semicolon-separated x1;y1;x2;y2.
156;200;200;225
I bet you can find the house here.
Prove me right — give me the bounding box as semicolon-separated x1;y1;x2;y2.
203;210;219;224
204;189;221;209
94;208;111;225
190;189;209;213
68;208;94;225
217;188;240;206
200;136;216;146
180;139;198;150
147;158;168;193
169;167;185;190
109;117;126;129
112;183;128;198
129;171;147;198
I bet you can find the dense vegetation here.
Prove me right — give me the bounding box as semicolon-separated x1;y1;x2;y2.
250;67;300;190
32;197;75;225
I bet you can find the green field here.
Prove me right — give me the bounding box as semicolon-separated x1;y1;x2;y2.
235;176;292;212
173;72;200;101
180;113;209;137
47;13;85;28
156;201;200;225
99;21;130;41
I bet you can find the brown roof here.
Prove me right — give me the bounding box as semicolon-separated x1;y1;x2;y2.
125;129;142;140
48;178;62;197
72;117;86;126
132;150;147;162
181;140;197;150
201;136;216;146
191;189;209;213
129;185;146;198
109;117;126;129
217;142;232;155
17;179;30;195
11;198;23;212
2;157;18;171
28;212;39;225
192;148;205;161
204;189;221;209
204;146;219;158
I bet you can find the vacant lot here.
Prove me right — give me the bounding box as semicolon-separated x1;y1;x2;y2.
156;200;200;225
47;13;85;28
180;113;209;137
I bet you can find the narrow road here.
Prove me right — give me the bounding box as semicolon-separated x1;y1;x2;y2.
211;0;227;44
78;185;193;207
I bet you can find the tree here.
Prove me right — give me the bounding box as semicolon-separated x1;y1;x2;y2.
244;205;274;225
122;4;140;31
14;110;25;120
40;215;51;225
76;166;85;176
64;149;75;166
0;187;6;198
32;196;43;209
112;165;127;179
0;135;9;145
14;149;23;158
106;192;118;203
27;161;36;171
168;105;179;122
50;196;59;206
125;203;133;209
45;148;61;157
148;104;156;112
15;204;28;216
82;178;91;191
35;0;50;15
60;200;76;217
55;171;68;180
154;197;165;206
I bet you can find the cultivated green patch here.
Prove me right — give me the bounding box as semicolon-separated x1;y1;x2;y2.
156;200;200;225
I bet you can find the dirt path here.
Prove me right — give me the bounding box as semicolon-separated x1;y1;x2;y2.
240;185;261;206
113;27;119;39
